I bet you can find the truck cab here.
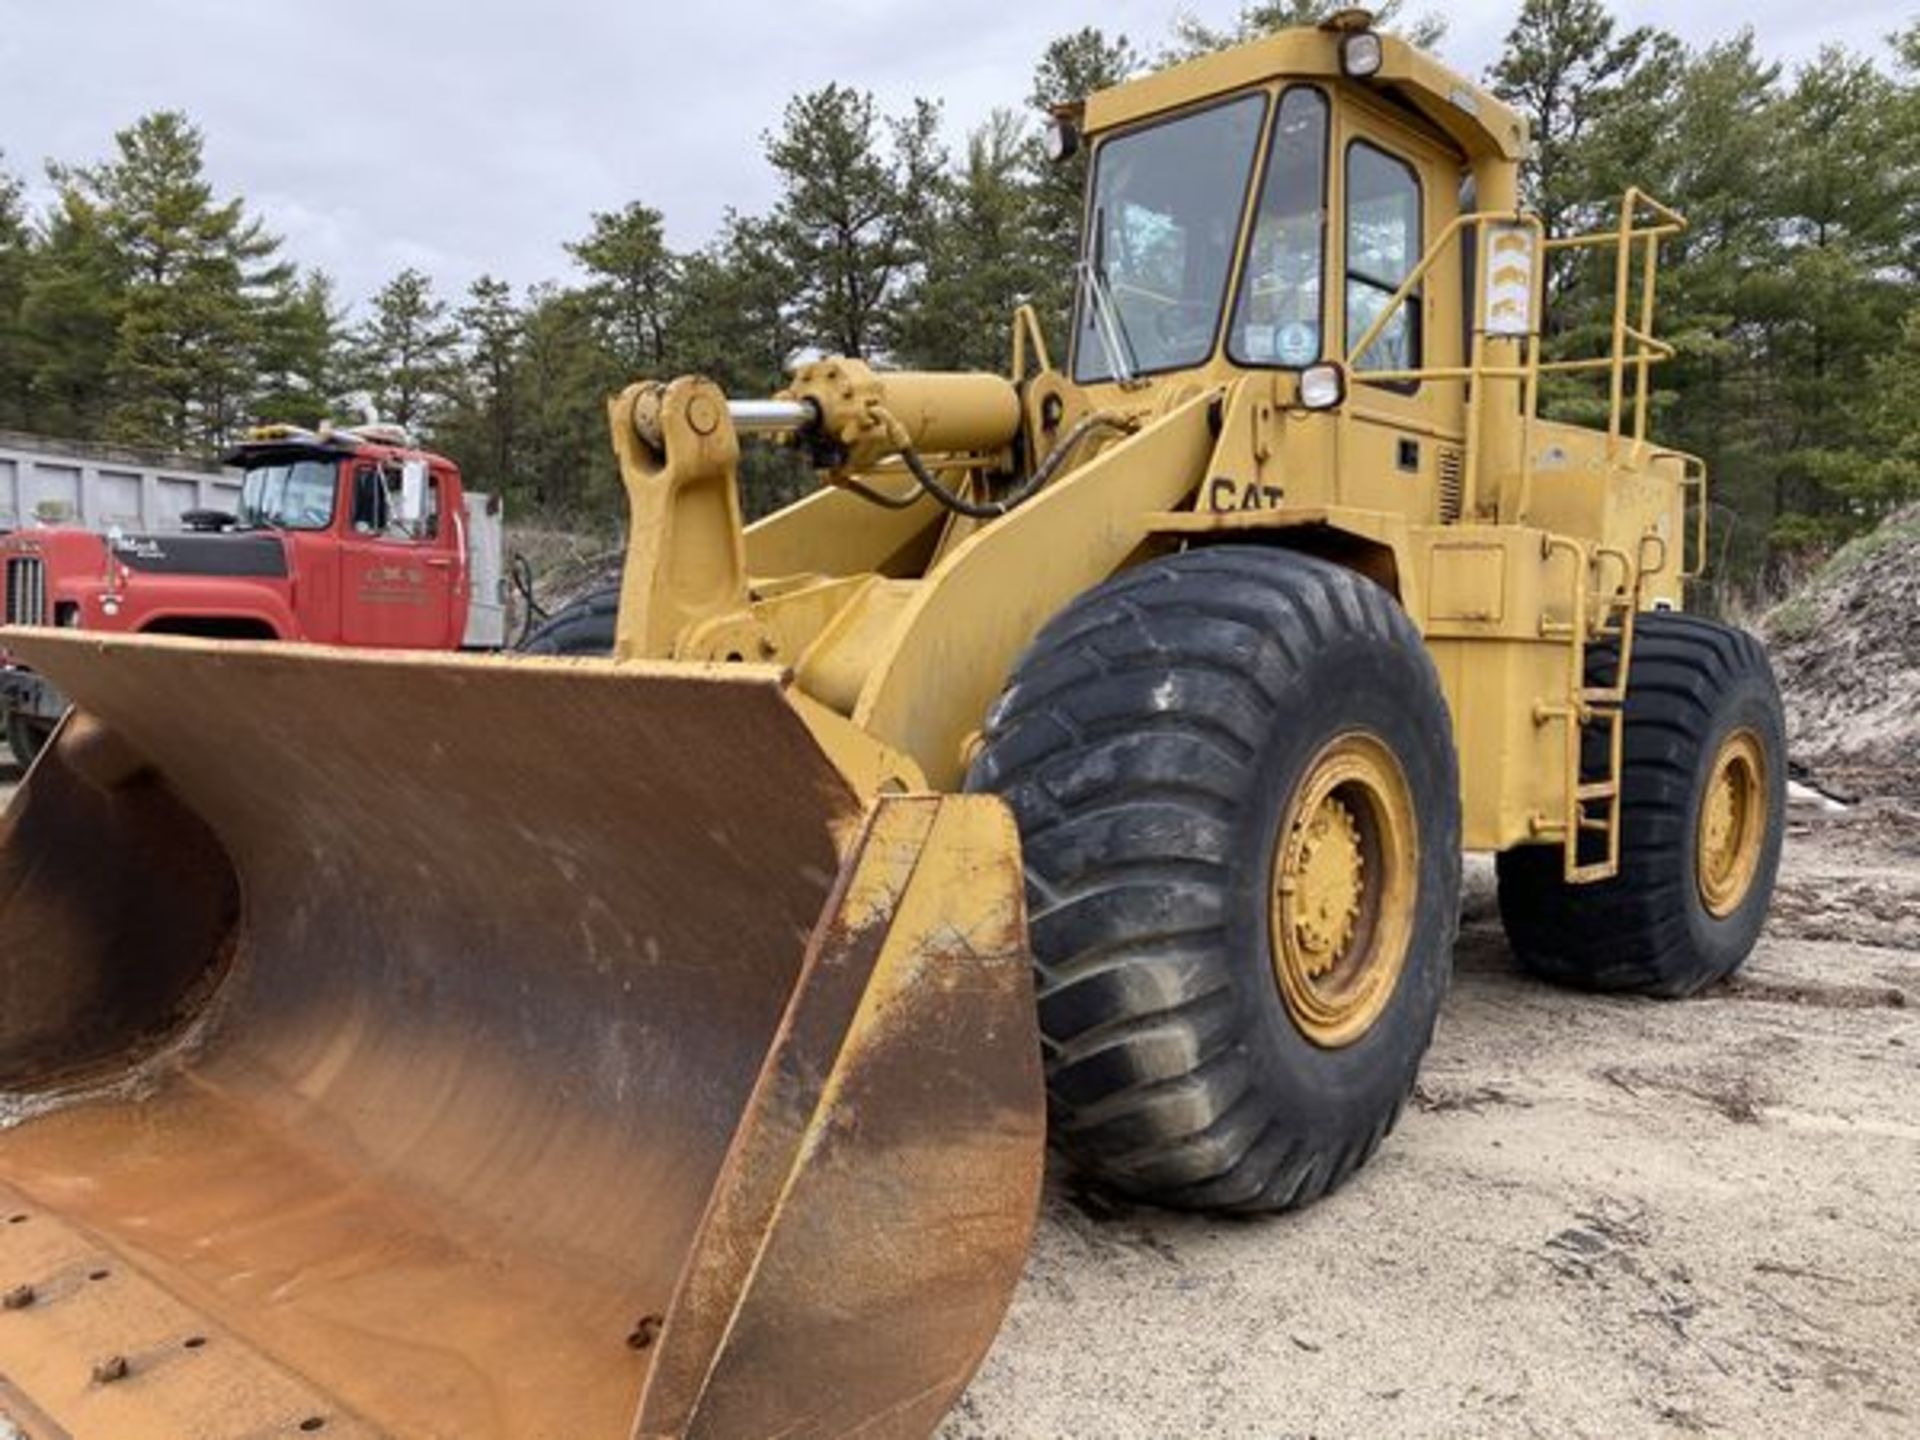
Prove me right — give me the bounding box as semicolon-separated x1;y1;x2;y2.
0;424;505;757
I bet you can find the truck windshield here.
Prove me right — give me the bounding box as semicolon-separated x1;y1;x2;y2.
1073;93;1268;384
238;459;339;531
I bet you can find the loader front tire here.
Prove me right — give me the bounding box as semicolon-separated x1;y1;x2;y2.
519;582;619;656
968;547;1460;1214
1496;614;1785;997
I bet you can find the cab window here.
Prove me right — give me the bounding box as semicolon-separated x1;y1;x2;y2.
351;465;440;542
1346;142;1423;376
418;476;441;539
1074;94;1268;383
237;459;337;531
1229;87;1330;368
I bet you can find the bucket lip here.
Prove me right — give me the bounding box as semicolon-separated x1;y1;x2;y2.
0;628;791;688
2;628;909;811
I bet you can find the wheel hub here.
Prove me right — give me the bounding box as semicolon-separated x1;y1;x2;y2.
1697;728;1768;919
1270;734;1419;1050
1291;799;1364;974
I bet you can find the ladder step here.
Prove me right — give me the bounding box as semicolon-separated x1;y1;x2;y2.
1577;783;1618;802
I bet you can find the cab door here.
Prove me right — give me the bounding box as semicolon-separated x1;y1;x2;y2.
337;461;458;649
1332;96;1470;522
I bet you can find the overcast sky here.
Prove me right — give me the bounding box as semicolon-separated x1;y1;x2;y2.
1;1;1910;314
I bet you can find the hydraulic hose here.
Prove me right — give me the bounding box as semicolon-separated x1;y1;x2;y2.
885;410;1135;520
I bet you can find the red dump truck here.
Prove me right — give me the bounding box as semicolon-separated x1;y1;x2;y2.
0;424;505;758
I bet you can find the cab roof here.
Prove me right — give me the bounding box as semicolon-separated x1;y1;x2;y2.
1083;24;1527;163
220;432;449;471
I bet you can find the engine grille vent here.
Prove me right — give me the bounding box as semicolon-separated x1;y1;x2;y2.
1437;447;1466;524
4;556;46;626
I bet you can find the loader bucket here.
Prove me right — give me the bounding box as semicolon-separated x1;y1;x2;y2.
0;631;1044;1440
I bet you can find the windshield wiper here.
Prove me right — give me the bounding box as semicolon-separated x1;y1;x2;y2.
1081;207;1139;385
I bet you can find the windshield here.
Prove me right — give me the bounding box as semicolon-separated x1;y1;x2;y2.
1073;93;1268;383
238;458;339;531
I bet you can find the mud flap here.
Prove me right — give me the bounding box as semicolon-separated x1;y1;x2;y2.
0;632;1043;1439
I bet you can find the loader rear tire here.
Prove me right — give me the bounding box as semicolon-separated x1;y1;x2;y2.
519;582;619;656
968;547;1460;1214
1496;614;1785;997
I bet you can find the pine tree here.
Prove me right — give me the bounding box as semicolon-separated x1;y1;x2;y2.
0;156;33;428
17;189;123;442
567;203;678;375
57;112;291;450
1760;47;1917;544
248;269;344;427
894;112;1044;372
452;275;524;497
350;268;462;432
666;215;796;395
514;284;619;515
761;85;945;359
1489;0;1679;242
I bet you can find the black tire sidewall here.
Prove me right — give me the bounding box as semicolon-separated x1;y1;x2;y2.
1672;670;1787;980
1497;616;1790;997
519;585;620;656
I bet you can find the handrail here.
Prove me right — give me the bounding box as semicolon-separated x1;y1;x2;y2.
1345;210;1493;372
1342;188;1694;524
1650;450;1711;580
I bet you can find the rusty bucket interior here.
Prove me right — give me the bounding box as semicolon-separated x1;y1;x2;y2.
0;632;1043;1440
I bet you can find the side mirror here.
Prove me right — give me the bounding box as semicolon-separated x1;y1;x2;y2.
397;461;430;528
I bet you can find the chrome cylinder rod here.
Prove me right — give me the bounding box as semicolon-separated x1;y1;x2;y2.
727;399;817;435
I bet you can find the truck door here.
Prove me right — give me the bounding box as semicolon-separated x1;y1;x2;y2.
338;461;458;648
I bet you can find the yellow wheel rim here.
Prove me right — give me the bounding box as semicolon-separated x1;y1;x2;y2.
1269;734;1418;1049
1697;728;1769;919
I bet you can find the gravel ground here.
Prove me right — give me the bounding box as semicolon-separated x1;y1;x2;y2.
948;797;1920;1438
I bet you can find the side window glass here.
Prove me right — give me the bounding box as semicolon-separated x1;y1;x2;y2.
1346;142;1422;376
1230;87;1330;368
350;463;439;542
351;466;387;532
421;476;441;541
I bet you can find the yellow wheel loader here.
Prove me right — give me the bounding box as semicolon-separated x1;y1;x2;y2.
0;13;1785;1437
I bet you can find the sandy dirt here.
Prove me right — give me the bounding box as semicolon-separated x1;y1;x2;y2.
1765;505;1920;803
948;798;1920;1439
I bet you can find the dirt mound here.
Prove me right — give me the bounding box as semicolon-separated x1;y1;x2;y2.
1763;505;1920;800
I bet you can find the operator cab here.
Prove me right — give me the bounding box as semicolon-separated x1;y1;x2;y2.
1065;13;1527;404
